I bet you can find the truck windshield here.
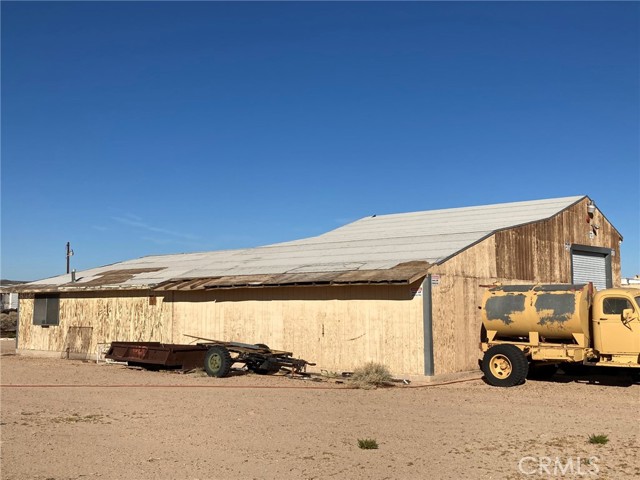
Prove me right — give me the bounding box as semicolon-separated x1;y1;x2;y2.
636;296;640;310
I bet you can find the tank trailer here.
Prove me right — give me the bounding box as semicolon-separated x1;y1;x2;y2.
480;284;640;387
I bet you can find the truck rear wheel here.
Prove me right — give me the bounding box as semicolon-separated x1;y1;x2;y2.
482;345;529;387
204;346;233;378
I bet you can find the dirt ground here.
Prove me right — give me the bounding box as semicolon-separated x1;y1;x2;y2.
1;339;639;480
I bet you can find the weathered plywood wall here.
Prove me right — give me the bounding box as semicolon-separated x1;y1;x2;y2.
429;197;622;375
170;283;425;375
17;284;424;375
428;238;500;375
17;291;171;359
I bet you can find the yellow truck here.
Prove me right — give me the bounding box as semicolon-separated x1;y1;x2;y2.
480;284;640;387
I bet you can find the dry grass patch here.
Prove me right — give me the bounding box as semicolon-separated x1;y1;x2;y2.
588;434;609;445
357;438;379;450
350;362;393;389
52;413;107;424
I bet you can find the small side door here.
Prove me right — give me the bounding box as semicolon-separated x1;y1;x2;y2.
593;294;640;354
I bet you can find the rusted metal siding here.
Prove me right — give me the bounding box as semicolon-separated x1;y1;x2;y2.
154;261;430;291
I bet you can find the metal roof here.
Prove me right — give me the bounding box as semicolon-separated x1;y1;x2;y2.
18;195;586;292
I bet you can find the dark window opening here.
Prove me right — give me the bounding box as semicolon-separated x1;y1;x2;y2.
33;295;60;326
603;297;633;315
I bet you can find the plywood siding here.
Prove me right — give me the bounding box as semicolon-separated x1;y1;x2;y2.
17;291;171;359
429;197;622;375
170;284;425;375
18;284;424;375
428;240;501;375
437;236;498;278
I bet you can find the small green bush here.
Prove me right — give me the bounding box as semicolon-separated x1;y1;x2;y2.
0;311;17;337
588;434;609;445
358;438;378;450
350;362;393;389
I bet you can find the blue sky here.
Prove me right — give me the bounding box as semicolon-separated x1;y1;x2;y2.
2;1;638;281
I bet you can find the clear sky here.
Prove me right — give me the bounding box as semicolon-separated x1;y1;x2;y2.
1;1;639;281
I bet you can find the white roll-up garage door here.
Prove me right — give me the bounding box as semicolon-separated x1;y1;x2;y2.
572;251;608;290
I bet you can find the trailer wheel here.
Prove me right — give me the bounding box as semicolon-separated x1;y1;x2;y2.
204;346;232;378
482;345;529;387
248;344;278;373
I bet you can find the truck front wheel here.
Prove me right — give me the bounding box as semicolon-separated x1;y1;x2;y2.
482;345;529;387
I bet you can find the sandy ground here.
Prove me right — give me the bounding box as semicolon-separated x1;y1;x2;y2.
1;339;639;480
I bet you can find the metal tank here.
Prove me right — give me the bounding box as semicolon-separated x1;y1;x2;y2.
482;284;591;340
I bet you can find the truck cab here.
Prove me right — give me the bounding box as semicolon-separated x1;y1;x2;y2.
591;288;640;360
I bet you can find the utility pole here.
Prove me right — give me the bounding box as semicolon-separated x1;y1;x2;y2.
66;242;74;274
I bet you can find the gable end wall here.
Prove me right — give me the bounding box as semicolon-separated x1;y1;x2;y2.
428;197;621;375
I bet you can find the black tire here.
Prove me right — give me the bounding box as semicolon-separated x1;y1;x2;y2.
248;344;277;373
204;346;233;378
527;363;559;380
482;345;529;387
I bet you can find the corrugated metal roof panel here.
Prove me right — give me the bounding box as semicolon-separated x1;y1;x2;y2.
155;261;430;290
15;195;586;292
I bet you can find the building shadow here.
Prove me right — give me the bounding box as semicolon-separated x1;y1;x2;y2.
528;366;639;388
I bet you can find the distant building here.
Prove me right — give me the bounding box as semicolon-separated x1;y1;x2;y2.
621;276;640;288
12;195;623;377
0;280;24;311
0;293;18;312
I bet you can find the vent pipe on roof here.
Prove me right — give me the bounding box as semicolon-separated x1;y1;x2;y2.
66;242;74;274
71;269;76;282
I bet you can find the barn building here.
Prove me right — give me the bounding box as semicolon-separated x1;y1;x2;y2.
13;195;622;377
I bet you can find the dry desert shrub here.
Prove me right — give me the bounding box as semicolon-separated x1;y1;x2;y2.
0;311;17;336
350;362;393;389
588;434;609;445
357;438;379;449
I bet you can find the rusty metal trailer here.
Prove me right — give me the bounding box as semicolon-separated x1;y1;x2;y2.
105;342;207;370
105;338;314;377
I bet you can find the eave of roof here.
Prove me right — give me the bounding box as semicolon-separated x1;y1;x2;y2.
14;262;430;293
154;261;430;291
